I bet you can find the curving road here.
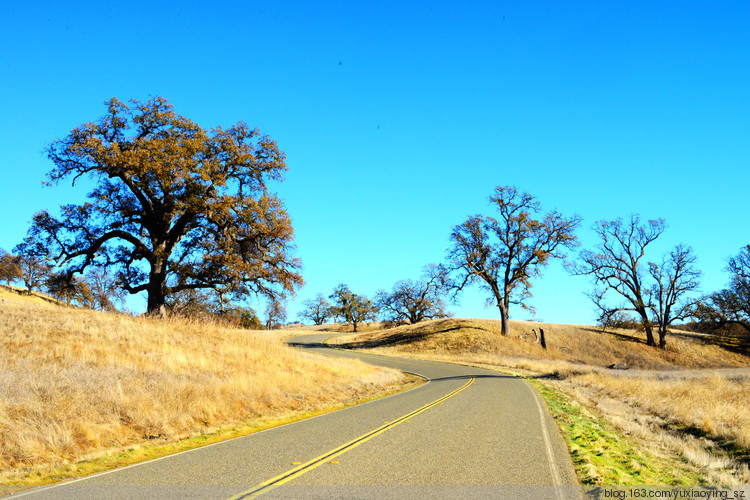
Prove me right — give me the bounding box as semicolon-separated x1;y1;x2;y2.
12;334;580;500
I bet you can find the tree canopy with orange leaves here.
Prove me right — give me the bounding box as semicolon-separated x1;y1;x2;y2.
20;97;303;315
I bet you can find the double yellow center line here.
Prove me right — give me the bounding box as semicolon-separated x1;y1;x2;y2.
229;376;475;499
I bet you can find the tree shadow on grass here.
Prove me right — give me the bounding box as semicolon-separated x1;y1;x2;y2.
581;325;750;358
579;327;650;346
696;334;750;357
333;319;498;350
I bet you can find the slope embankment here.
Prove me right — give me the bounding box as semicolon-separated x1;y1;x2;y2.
0;289;409;489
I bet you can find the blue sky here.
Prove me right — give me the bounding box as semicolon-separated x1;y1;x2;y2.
1;1;748;324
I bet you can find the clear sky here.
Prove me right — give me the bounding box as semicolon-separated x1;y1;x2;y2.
1;1;748;324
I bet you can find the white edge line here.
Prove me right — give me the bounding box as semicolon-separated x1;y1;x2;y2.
10;342;432;499
525;381;565;500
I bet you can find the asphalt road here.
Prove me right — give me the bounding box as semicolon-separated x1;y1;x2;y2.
11;334;580;500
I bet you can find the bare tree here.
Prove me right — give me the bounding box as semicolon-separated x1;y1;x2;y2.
298;293;333;325
375;265;451;324
647;244;701;348
85;268;127;311
329;284;378;332
447;186;581;335
265;298;287;329
573;215;664;346
573;215;699;348
166;288;214;317
10;253;51;295
697;245;750;335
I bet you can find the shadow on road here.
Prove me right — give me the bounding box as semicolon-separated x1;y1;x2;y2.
288;341;516;380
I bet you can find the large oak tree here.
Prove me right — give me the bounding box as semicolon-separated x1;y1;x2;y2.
447;186;581;335
23;97;303;315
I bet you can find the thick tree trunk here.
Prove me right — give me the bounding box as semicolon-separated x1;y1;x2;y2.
500;313;510;336
496;299;509;335
636;307;656;346
658;326;667;349
146;287;167;317
146;260;168;317
495;287;510;336
644;323;656;346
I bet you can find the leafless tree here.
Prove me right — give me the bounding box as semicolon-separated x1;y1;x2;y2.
572;215;665;346
265;298;287;329
647;244;701;348
697;245;750;335
447;186;581;335
85;268;127;311
298;293;333;325
573;215;700;348
375;264;451;324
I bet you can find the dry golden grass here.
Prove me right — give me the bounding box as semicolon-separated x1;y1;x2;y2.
553;372;750;484
0;289;405;473
332;317;750;484
571;371;750;448
331;317;750;369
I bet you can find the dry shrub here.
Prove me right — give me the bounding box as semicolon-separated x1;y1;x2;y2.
0;290;403;471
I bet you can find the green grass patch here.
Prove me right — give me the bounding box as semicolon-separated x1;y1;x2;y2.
528;379;703;486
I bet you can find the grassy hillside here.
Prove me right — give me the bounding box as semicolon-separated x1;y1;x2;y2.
0;288;408;485
331;318;750;485
328;317;750;369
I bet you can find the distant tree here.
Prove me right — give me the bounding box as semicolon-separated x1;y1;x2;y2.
265;298;287;329
647;244;701;348
375;265;451;324
596;310;641;332
166;288;216;317
573;215;700;349
298;293;333;325
447;186;581;335
165;287;265;328
45;271;94;306
232;306;265;330
20;96;302;316
10;252;51;295
329;284;378;332
697;245;750;335
85;268;127;311
0;249;21;285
